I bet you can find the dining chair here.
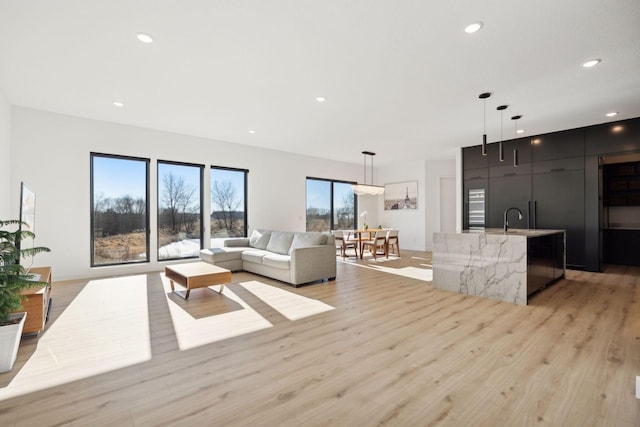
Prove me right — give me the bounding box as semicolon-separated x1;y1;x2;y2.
333;230;358;259
362;229;387;260
386;229;400;258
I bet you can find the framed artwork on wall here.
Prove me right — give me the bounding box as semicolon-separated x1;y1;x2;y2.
384;180;418;210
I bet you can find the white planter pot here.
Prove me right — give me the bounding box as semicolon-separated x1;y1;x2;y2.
0;312;27;373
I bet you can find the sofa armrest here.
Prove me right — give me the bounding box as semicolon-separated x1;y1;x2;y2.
290;245;337;285
224;238;250;247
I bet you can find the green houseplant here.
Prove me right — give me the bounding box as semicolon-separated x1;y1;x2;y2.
0;219;50;372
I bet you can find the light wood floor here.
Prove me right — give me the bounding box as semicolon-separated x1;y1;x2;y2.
1;251;639;426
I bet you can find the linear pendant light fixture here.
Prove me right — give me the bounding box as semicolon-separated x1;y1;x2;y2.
497;105;508;161
352;151;385;196
511;115;522;167
479;92;491;155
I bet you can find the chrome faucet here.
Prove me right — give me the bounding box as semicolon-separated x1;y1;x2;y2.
504;207;523;232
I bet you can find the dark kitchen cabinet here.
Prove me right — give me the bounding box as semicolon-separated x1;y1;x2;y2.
464;115;640;272
532;168;585;269
585;118;640;156
527;232;565;295
531;128;584;161
487;137;533;167
463;145;489;170
487;174;531;229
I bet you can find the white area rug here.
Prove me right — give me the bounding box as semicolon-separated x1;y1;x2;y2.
0;275;152;400
239;281;335;320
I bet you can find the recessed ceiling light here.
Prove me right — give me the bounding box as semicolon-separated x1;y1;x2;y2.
464;22;483;34
605;111;618;117
112;101;124;107
136;32;154;43
582;59;601;68
315;96;326;103
248;130;256;134
516;129;525;134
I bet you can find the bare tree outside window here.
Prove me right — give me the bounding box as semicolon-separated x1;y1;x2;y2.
91;154;149;266
158;162;203;260
306;178;356;232
210;168;247;239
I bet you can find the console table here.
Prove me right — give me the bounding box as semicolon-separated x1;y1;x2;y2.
16;266;52;335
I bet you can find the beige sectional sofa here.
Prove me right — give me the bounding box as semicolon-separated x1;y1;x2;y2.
199;229;337;287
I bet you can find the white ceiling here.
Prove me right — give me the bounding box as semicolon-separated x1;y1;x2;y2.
1;1;639;166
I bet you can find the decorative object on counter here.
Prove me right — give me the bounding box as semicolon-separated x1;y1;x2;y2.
384;181;418;210
511;115;522;167
479;92;491;156
352;151;385;196
0;219;51;373
497;105;508;162
360;211;368;229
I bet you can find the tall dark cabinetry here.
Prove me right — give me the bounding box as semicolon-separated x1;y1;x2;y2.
463;129;587;270
530;130;585;268
531;167;585;268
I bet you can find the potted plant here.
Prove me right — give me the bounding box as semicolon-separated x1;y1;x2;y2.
0;219;50;373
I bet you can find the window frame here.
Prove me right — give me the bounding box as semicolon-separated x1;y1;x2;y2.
210;165;249;238
306;176;358;232
157;159;205;261
90;152;150;267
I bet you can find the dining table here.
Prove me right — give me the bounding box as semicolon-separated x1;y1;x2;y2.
345;229;376;259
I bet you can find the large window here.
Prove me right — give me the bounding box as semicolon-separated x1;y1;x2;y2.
306;178;356;232
91;153;149;266
158;161;203;260
210;167;248;238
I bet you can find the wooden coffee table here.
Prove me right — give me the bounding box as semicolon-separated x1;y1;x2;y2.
165;262;232;299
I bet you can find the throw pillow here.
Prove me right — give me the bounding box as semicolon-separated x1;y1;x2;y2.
266;231;295;255
249;229;271;249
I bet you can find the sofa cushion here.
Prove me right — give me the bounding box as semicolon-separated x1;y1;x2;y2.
242;249;270;264
249;229;271;249
262;253;291;270
289;232;328;254
266;231;295;255
200;247;246;263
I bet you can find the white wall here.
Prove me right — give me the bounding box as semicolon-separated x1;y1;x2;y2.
378;159;456;251
378;160;427;251
0;91;10;219
424;159;456;250
10;107;363;280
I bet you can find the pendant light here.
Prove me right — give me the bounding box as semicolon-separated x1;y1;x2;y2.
479;92;491;155
497;105;508;161
511;115;522;167
352;151;385;196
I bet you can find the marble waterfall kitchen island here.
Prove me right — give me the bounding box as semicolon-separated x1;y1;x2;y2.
432;229;565;305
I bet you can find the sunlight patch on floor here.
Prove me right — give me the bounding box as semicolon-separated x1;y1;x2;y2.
239;280;335;320
369;265;433;281
0;275;151;400
161;276;272;351
338;258;432;282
